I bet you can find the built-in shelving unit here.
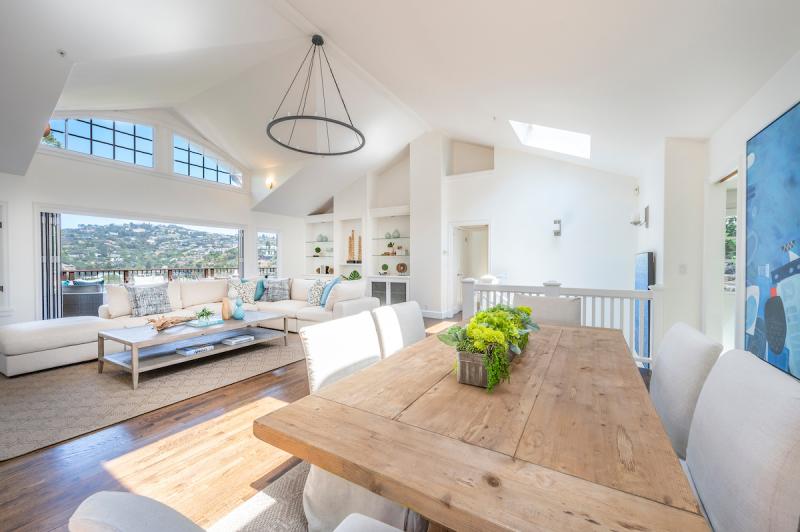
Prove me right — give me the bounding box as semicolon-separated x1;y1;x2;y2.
305;214;334;277
338;217;364;280
370;206;410;278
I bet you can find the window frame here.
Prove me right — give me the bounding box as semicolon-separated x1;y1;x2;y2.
44;118;155;169
172;134;242;188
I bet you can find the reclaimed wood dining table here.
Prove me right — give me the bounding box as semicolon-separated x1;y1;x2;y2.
253;325;709;531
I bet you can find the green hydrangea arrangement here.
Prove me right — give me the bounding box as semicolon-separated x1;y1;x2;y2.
438;304;539;391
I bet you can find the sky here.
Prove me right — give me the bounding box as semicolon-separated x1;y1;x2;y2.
61;213;238;235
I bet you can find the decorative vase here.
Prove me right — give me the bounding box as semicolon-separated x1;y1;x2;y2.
385;232;392;239
232;297;245;320
392;229;401;238
221;298;232;320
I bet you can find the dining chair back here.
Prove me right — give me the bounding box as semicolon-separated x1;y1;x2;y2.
69;491;203;532
685;349;800;532
298;312;412;532
514;294;581;327
299;311;382;393
371;301;426;357
649;322;722;459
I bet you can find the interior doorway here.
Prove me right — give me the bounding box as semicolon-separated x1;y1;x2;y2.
721;178;738;351
450;223;489;315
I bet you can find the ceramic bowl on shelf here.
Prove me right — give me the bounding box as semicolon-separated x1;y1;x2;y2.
396;262;408;274
384;232;392;239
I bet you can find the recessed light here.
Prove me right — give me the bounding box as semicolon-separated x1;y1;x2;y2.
509;120;591;159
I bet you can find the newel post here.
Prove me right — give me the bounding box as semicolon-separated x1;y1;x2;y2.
543;280;562;297
649;284;665;358
462;278;477;320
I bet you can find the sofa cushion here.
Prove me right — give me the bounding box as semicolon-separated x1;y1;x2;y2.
106;284;132;318
0;316;113;356
325;280;367;311
291;278;317;301
320;277;341;307
255;299;308;318
307;280;326;306
167;281;183;310
126;284;172;317
180;279;228;308
260;278;291;302
296;306;333;323
228;278;258;304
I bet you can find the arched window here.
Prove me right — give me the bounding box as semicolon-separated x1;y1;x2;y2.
43;118;154;168
173;135;242;187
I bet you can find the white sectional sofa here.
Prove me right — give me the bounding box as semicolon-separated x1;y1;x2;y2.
0;278;378;376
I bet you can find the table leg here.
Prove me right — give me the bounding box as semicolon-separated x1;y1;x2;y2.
131;345;139;390
284;317;288;346
97;335;105;373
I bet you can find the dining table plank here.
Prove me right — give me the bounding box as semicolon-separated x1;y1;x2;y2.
315;333;455;419
254;394;709;532
515;327;700;514
397;325;562;456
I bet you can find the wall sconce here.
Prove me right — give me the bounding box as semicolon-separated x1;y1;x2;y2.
630;206;649;228
553;219;562;237
265;176;275;190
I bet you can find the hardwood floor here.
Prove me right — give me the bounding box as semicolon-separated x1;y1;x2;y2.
0;360;309;532
0;317;455;532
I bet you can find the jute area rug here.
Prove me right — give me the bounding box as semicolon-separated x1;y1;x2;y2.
208;462;310;532
0;334;305;461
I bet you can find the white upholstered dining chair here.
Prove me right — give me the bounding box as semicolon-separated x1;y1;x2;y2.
299;313;413;532
514;294;581;327
69;490;399;532
649;322;722;459
371;301;426;358
684;349;800;532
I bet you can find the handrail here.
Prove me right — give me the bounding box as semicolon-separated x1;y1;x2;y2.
61;267;239;284
462;279;663;365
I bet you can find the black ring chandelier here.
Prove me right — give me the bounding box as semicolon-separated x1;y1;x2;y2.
266;34;365;156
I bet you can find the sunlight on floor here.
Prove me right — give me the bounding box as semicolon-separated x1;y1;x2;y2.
101;395;291;526
426;320;458;335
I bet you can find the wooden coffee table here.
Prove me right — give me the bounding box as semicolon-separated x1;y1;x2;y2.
98;311;287;389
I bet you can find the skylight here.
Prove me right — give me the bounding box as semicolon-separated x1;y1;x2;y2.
508;120;591;159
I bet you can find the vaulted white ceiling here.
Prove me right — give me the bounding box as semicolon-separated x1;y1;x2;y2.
2;0;800;214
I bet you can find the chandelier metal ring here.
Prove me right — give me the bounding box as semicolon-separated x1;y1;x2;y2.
266;116;365;156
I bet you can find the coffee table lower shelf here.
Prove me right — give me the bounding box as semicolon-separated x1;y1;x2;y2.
103;327;286;376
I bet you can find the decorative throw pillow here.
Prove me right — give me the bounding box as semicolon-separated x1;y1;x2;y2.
228;278;258;304
125;284;172;317
307;279;326;306
319;277;340;307
261;278;290;302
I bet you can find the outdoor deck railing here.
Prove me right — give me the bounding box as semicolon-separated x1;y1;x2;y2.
62;267;240;285
462;279;664;365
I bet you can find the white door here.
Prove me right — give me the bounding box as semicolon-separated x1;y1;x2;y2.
451;225;489;312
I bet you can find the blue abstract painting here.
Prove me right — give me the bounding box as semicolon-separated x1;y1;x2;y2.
745;99;800;378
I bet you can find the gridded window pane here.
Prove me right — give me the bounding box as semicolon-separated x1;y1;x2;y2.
115;121;134;135
115;132;134;149
68;135;90;154
135;137;152;153
67;120;90;138
116;147;134;163
44;118;153;169
136;152;153;168
171;134;242;188
136;125;153;140
92;141;113;159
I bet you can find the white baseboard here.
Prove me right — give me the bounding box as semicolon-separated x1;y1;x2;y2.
421;310;447;319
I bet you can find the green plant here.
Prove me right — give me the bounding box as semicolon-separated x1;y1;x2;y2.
195;307;214;321
342;270;361;280
438;305;539;392
381;264;389;271
314;246;321;254
41;132;62;148
387;241;394;248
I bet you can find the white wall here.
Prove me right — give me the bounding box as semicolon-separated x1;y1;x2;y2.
371;153;409;209
635;142;665;285
661;138;708;332
446;147;637;291
0;149;304;325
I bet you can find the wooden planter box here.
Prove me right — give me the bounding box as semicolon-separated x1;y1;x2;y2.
456;350;516;388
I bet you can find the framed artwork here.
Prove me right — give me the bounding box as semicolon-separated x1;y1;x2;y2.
744;99;800;378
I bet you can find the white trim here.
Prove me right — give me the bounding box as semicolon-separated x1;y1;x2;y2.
422;309;448;319
0;201;9;313
444;169;495;182
36;145;248;195
447;219;492;316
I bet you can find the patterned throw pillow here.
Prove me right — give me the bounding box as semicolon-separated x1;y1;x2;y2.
307;280;326;306
260;278;290;302
228;279;258;304
125;284;172;317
